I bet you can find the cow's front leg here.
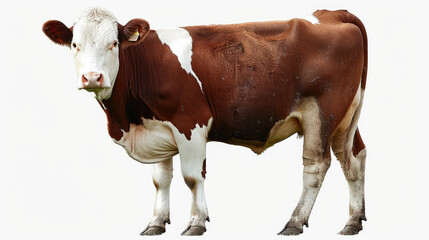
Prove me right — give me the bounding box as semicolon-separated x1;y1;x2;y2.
141;158;173;236
177;137;209;236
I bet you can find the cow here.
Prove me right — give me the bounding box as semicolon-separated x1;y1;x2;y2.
42;7;368;236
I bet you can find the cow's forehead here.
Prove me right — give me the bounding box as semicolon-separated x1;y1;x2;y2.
74;7;117;24
73;7;118;44
74;21;118;45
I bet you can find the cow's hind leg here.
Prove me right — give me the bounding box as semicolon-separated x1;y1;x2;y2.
279;98;331;235
141;158;173;236
331;86;367;235
332;128;367;235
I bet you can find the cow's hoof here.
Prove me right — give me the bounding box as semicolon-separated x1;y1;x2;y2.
181;225;206;236
338;225;362;235
140;226;166;236
278;227;303;236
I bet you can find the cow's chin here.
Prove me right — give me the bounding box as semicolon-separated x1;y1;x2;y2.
82;87;107;92
82;87;113;100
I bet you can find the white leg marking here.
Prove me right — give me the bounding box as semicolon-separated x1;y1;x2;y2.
155;28;204;93
148;159;173;228
166;119;213;235
332;88;367;235
291;162;330;224
281;98;330;234
344;148;367;225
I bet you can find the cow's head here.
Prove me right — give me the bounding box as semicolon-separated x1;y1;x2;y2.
42;7;150;100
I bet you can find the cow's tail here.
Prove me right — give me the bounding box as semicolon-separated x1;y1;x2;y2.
341;11;368;90
330;10;368;164
334;11;368;164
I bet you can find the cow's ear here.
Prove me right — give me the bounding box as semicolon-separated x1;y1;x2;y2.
118;19;150;48
42;20;73;47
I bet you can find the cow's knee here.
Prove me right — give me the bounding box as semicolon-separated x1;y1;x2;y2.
151;159;173;189
303;158;331;188
342;148;366;182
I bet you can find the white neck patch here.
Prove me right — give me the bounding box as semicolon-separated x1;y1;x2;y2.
155;28;204;93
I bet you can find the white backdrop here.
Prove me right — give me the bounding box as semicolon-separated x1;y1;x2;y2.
1;0;427;239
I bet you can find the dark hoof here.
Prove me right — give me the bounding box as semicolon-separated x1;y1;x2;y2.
338;225;362;235
140;226;166;236
278;227;303;236
181;225;207;236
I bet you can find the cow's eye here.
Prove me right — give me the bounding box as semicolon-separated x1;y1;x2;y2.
109;41;118;50
72;42;77;48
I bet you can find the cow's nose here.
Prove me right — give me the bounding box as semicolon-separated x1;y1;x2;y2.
82;72;104;89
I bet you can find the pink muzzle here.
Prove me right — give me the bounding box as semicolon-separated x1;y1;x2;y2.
81;72;104;89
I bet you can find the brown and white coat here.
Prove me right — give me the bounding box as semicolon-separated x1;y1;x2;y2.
43;7;368;236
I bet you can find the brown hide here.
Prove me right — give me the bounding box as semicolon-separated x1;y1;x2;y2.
189;10;366;151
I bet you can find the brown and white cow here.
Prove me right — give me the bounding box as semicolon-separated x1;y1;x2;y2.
42;7;368;236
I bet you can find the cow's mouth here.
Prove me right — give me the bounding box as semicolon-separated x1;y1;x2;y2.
80;87;107;93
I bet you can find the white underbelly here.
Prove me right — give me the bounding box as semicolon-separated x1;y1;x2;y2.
114;119;179;164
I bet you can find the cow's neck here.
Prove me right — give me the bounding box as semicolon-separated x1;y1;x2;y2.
97;77;129;140
98;35;160;139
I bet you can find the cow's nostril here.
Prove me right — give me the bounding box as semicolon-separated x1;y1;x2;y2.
97;74;104;86
82;75;88;83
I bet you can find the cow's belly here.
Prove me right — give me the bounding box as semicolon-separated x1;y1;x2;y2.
220;112;302;154
113;119;179;163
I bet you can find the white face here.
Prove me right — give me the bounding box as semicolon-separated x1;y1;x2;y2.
71;15;120;100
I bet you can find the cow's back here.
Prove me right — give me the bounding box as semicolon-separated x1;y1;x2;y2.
186;10;365;151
